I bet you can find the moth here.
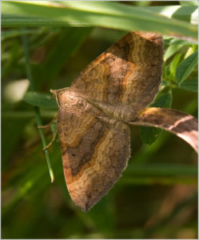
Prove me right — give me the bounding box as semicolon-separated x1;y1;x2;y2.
51;31;163;211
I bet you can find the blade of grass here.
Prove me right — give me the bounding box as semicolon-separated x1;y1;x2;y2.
21;28;54;183
119;176;197;185
1;1;197;39
125;163;197;177
144;5;198;23
2;29;38;41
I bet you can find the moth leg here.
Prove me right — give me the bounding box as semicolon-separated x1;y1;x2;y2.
43;129;58;151
38;113;58;129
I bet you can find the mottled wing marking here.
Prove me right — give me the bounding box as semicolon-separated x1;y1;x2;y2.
57;103;130;211
72;32;163;121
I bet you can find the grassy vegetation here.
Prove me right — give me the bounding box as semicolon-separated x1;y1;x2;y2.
2;1;198;239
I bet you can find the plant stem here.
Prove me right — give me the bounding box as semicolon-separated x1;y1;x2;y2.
21;28;54;182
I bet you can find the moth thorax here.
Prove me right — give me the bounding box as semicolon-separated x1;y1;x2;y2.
58;90;86;109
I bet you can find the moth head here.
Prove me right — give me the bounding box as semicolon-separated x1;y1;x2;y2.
50;88;85;109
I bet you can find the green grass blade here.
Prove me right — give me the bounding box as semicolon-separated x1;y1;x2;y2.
21;30;54;183
145;5;198;23
1;1;197;39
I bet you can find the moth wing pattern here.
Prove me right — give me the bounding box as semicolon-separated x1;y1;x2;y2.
52;31;164;211
72;32;163;120
57;104;130;211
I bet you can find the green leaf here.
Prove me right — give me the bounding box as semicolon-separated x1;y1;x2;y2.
175;51;198;84
190;7;198;25
140;91;172;144
169;53;182;77
143;5;198;25
178;78;198;92
164;43;183;61
23;92;58;109
180;1;198;7
151;91;173;108
140;127;162;145
164;37;196;46
1;1;197;39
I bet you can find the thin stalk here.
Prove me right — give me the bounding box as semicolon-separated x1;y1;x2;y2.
21;28;54;182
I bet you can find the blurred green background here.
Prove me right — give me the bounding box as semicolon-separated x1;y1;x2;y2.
1;1;198;239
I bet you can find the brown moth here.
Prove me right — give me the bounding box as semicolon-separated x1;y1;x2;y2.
51;32;163;211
